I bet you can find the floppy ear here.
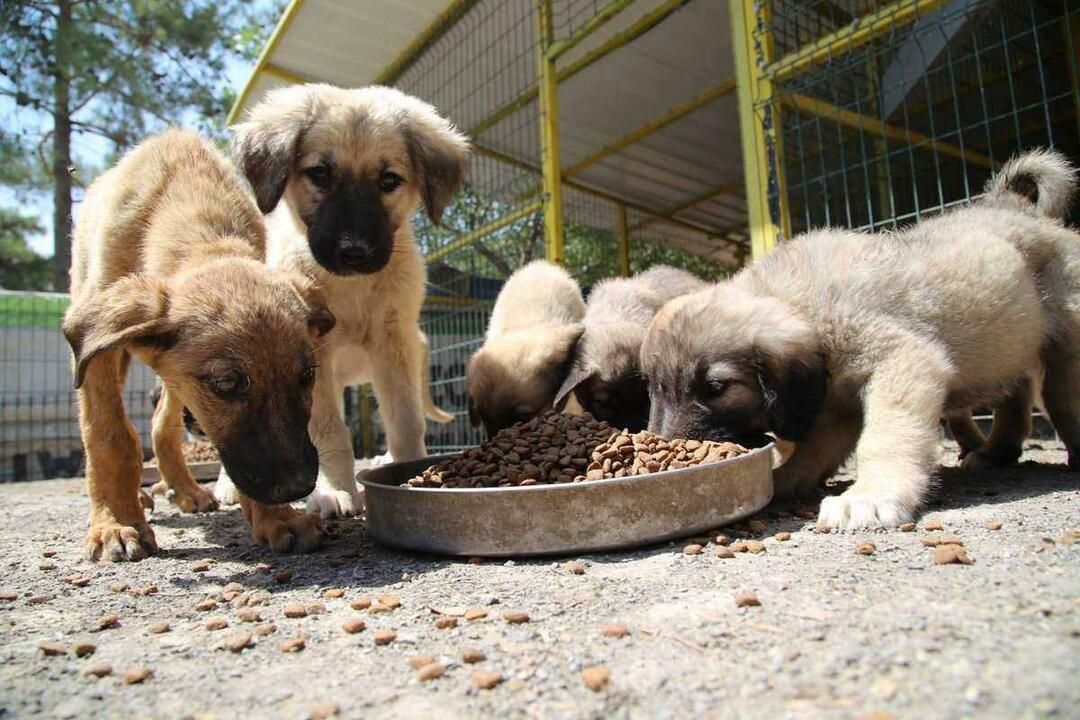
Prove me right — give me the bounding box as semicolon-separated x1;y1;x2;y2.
62;276;176;390
230;84;321;214
286;276;336;340
400;100;470;224
553;363;592;412
756;352;826;441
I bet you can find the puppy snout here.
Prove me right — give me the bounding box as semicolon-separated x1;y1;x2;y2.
338;234;373;262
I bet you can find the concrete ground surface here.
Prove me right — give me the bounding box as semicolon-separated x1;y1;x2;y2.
0;440;1076;720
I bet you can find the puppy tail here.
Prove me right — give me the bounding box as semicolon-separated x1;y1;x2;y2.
982;148;1077;220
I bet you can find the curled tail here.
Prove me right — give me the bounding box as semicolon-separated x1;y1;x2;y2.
983;148;1077;220
419;331;455;424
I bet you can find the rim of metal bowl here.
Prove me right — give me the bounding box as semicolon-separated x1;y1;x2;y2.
357;441;774;494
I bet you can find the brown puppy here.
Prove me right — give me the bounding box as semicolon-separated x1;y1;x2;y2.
231;84;467;517
642;152;1079;530
555;266;707;431
64;130;334;560
468;260;586;435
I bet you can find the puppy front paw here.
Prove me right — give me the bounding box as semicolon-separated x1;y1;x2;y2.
247;504;324;553
817;491;913;531
213;470;240;506
151;480;218;513
960;446;1021;470
370;452;395;467
306;479;364;519
85;521;157;562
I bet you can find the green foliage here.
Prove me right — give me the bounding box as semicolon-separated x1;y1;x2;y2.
0;209;50;291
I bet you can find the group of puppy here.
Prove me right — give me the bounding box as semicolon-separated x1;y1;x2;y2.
469;150;1079;531
63;76;1078;563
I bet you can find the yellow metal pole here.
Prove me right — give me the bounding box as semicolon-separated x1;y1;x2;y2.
731;0;784;260
536;0;565;265
616;203;630;277
226;0;307;125
425;201;543;264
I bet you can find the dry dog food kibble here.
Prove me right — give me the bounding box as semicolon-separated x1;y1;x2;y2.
274;570;294;584
472;670;504;690
205;617;228;631
409;654;437;669
309;702;340;720
351;598;372;611
254;623;277;637
404;411;747;488
503;611;530;624
74;642;96;657
435;617;458;629
564;561;586;575
148;622;170;634
985;521;1003;531
224;632;253;653
417;663;445;682
924;520;944;531
83;662;112;678
774;532;792;541
323;588;345;599
38;642;66;656
735;592;761;608
342;618;367;634
933;545;973;565
856;541;877;555
715;546;735;559
683;544;703;555
123;667;153;685
461;648;487;664
377;594;401;609
91;613;120;632
279;635;306;653
237;609;262;624
601;623;629;639
373;629;397;646
283;604;308;619
581;666;611;692
464;608;488;621
899;522;916;532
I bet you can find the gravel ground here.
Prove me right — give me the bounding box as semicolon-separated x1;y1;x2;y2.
0;440;1076;720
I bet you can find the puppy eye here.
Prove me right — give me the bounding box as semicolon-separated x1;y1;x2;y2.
703;379;728;397
301;365;318;387
206;369;249;399
379;172;404;193
304;165;332;190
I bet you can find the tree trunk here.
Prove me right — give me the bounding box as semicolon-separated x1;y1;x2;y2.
51;0;73;293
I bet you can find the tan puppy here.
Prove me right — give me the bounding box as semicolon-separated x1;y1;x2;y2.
231;84;467;518
642;152;1079;530
555;266;707;431
64;130;333;560
468;260;586;435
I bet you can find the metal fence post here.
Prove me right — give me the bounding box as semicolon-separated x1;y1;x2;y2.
536;0;565;265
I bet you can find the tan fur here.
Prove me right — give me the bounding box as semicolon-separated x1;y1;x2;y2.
230;84;469;518
467;260;586;434
643;197;1080;530
65;129;333;560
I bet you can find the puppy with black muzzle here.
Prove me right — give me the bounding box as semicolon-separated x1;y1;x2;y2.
467;260;587;435
64;130;334;560
642;150;1080;530
554;266;707;431
231;84;465;517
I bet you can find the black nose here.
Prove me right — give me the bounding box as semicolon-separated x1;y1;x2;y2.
338;234;372;265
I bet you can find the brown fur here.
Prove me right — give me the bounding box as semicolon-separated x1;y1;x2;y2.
64;129;334;561
230;84;468;517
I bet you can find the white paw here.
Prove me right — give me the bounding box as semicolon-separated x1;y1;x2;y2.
306;478;364;518
370;452;395;467
213;470;239;506
817;492;912;530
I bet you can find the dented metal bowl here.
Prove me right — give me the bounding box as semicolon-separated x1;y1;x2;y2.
357;443;774;557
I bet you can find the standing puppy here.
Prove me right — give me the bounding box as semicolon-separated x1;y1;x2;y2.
643;154;1079;529
64;130;333;560
231;84;468;518
555;266;708;431
467;260;586;435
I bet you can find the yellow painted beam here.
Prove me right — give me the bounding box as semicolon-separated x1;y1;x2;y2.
424;295;495;307
782;92;997;168
226;0;307;125
616;203;630;277
546;0;639;61
536;0;565;265
263;63;310;85
767;0;947;82
469;0;692;137
374;0;482;86
425;201;543;264
563;78;737;177
628;181;745;232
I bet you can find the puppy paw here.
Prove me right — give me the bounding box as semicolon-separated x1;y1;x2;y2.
817;492;913;531
138;489;155;513
151;480;218;513
306;479;364;518
370;452;395;467
85;521;157;562
247;504;324;553
960;446;1021;470
213;472;240;506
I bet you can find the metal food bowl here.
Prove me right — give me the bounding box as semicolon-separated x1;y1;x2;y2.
357;443;774;557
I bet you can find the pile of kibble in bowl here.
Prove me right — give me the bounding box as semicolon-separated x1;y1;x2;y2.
404;411;749;489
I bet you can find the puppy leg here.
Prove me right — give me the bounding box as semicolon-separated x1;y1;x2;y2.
371;325;427;462
306;368;363;518
213;467;239;506
80;349;157;561
961;377;1033;469
238;492;323;553
819;345;949;530
945;411;985;459
1042;353;1080;470
150;385;217;512
773;412;860;499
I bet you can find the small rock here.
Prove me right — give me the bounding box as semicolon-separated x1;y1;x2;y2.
461;648;487;664
91;613;120;632
42;549;57;558
123;667;153;685
921;535;964;547
273;570;294;584
0;591;17;602
283;603;308;619
933;545;973;565
417;662;444;682
190;560;211;573
683;544;703;555
435;617;458;630
39;642;66;656
601;622;629;639
503;611;529;624
27;594;53;605
224;632;253;653
350;598;372;611
83;662;112;678
205;617;228;631
373;629;396;646
985;521;1002;531
472;670;503;690
735;592;761;608
322;588;345;599
279;635;306;653
464;608;488;621
581;665;610;691
409;654;437;669
856;541;877;555
73;642;96;657
309;702;340;720
148;622;170;634
65;576;91;588
715;546;736;559
924;519;944;531
343;618;367;634
774;532;792;541
563;561;586;575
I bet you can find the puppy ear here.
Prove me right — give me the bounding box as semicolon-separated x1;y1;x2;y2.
553;363;592;412
399;98;470;224
63;276;176;390
285;276;336;339
756;352;826;441
230;84;321;214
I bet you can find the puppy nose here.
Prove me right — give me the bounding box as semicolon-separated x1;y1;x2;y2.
338;233;371;263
